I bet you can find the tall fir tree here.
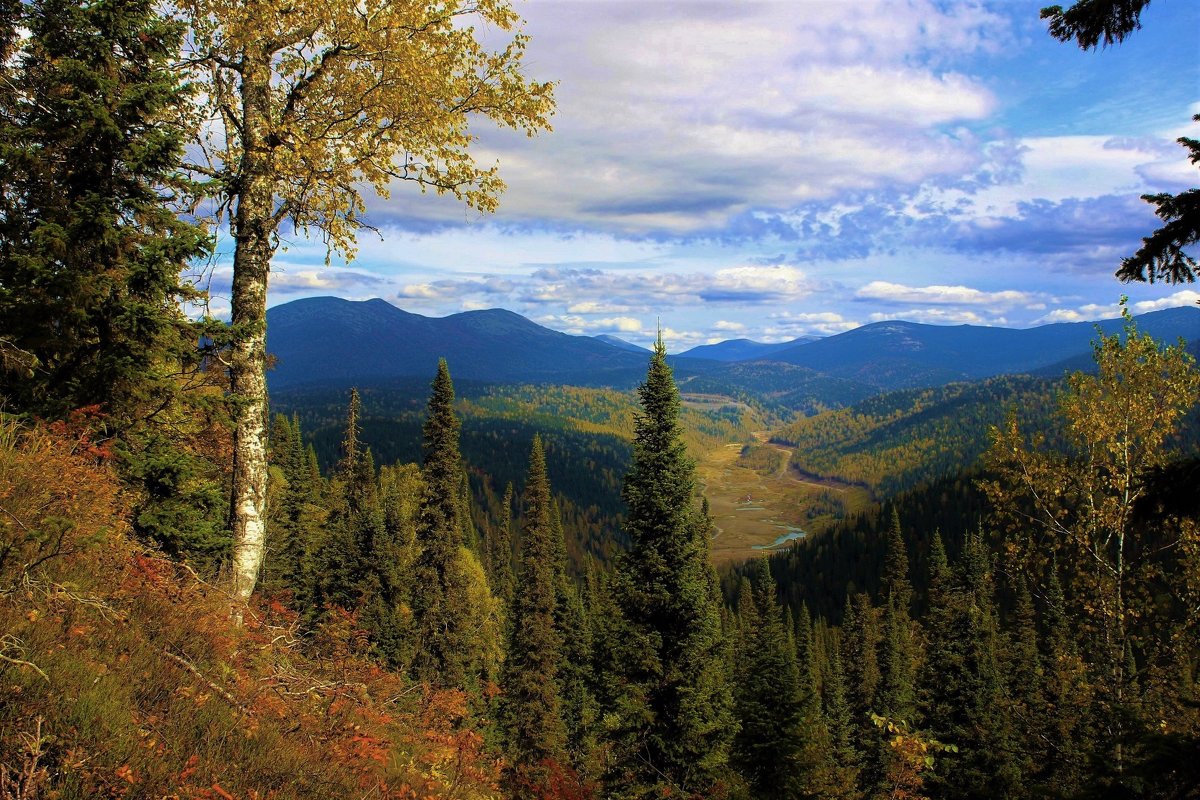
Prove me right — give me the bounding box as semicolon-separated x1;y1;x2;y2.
501;435;567;794
411;360;473;688
0;0;226;563
842;593;882;796
0;0;211;421
550;496;599;778
877;511;918;725
821;635;864;799
487;482;517;612
922;530;1020;799
604;336;734;798
732;562;805;799
866;513;922;799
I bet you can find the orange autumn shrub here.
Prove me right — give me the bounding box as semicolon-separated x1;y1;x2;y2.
0;417;503;800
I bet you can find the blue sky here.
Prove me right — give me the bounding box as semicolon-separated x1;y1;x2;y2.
204;0;1200;351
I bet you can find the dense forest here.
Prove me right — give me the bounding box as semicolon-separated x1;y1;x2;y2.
3;0;1200;799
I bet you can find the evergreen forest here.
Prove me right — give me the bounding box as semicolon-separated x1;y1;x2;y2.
2;1;1200;799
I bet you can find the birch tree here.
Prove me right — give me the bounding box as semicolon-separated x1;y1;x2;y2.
983;306;1200;770
179;0;554;603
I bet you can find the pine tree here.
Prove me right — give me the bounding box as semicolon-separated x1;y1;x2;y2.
605;337;734;798
501;435;567;793
877;511;918;725
0;0;211;422
922;531;1019;799
822;637;863;799
411;360;473;687
487;482;517;612
842;593;882;795
1005;573;1044;791
1039;565;1093;795
0;0;226;564
733;562;805;798
264;413;316;600
549;496;599;777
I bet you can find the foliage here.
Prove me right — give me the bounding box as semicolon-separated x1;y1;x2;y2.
0;420;504;800
1041;0;1150;49
602;339;734;798
411;361;490;690
1042;1;1199;284
500;436;569;795
984;309;1200;791
773;375;1062;496
0;0;212;422
731;565;804;799
0;0;229;566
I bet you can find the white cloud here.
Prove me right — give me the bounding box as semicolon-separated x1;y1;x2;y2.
856;281;1031;306
869;308;993;325
363;0;1009;233
763;310;861;337
1035;302;1123;325
1132;290;1200;312
714;320;746;331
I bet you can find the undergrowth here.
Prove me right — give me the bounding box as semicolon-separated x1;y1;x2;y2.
0;417;502;799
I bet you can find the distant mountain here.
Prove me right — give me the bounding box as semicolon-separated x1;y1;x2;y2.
679;361;876;416
679;335;820;362
594;334;650;353
265;297;1200;398
266;297;658;389
767;306;1200;390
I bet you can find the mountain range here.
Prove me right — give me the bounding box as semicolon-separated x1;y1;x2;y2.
265;297;1200;401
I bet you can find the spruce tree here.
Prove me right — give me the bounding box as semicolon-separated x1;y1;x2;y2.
842;593;882;795
605;336;734;798
733;562;805;798
922;531;1019;799
822;637;863;799
411;359;473;687
0;0;225;563
264;413;318;601
0;0;211;422
487;482;517;612
501;435;567;793
550;496;599;776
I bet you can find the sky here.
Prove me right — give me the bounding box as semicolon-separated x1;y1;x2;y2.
201;0;1200;351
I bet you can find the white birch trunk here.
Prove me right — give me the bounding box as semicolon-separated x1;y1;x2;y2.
228;55;275;606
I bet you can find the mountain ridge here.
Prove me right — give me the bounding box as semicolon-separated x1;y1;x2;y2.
264;296;1200;396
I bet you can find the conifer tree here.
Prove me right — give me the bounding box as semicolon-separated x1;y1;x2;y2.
411;359;473;687
877;511;918;725
0;0;226;563
265;413;319;601
733;562;804;799
1006;573;1045;789
501;435;567;792
549;495;599;776
605;337;734;798
822;637;863;799
487;482;517;611
0;0;211;422
842;593;882;795
922;531;1019;799
1039;565;1092;794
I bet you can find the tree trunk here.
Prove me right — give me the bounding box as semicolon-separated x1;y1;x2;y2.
228;54;276;605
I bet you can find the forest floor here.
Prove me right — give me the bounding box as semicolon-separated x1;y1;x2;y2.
697;433;871;566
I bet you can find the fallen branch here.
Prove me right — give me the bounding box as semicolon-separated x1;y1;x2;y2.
161;648;248;715
0;634;49;683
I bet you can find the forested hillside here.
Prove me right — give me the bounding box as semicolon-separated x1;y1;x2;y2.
3;0;1200;799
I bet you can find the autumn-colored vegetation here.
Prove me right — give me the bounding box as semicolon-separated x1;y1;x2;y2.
0;417;504;800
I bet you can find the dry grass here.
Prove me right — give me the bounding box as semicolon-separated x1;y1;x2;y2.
0;418;502;800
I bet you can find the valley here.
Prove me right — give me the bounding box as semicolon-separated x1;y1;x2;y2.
697;431;871;565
